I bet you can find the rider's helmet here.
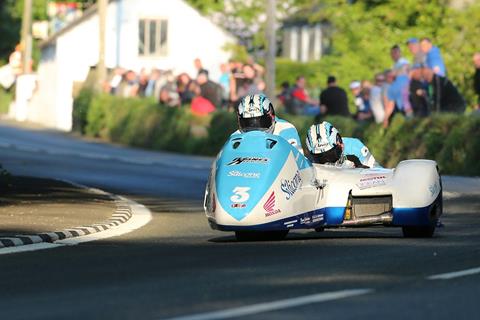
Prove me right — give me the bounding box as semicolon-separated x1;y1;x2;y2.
237;94;275;134
306;121;343;164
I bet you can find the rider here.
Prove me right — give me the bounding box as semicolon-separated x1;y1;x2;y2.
305;121;377;168
235;94;303;153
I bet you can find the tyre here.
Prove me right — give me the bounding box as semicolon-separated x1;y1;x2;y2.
402;225;435;238
235;230;289;241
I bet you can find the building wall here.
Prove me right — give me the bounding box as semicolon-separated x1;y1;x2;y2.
29;0;235;131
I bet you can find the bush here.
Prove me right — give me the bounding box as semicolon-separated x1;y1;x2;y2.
73;91;480;176
0;87;13;114
72;88;94;134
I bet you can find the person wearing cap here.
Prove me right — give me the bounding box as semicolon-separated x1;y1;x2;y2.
420;38;446;77
234;94;303;154
406;38;426;65
319;76;350;117
305;121;377;169
350;81;372;121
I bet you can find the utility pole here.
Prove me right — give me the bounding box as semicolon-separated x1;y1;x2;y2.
97;0;108;91
265;0;276;100
21;0;32;74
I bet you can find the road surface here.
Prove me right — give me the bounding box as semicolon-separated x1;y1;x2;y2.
0;121;479;320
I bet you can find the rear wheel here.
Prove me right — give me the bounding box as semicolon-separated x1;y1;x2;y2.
235;230;289;241
402;225;435;238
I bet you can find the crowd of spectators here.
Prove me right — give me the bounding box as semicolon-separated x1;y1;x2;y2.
280;37;472;127
102;57;265;116
102;39;479;124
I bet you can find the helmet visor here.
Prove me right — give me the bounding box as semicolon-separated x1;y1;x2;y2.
239;115;273;133
311;145;342;164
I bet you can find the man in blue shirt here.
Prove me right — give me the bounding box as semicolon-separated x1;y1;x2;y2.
421;38;446;77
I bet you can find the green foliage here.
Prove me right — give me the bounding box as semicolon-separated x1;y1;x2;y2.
0;87;13;114
299;0;480;107
0;0;20;63
74;91;480;175
72;88;94;133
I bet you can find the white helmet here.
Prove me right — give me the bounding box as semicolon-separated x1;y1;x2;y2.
237;94;275;133
306;122;343;164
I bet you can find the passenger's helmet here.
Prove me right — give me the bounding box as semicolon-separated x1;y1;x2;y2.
237;94;275;133
306;122;343;164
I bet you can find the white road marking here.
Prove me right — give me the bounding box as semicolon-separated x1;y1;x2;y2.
427;267;480;280
0;242;63;255
0;196;152;255
161;289;373;320
57;197;151;245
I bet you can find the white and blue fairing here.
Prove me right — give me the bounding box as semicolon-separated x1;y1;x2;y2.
204;131;442;232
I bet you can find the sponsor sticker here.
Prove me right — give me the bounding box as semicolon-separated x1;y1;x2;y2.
228;171;260;179
227;157;269;166
281;170;302;200
356;174;387;190
264;191;281;217
231;203;246;208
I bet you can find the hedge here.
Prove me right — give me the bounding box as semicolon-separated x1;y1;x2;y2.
74;92;480;176
0;87;13;114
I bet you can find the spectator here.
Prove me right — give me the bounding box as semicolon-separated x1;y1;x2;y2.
277;81;291;106
390;44;410;70
474;52;480;109
145;69;163;99
159;71;180;107
420;66;465;113
369;73;386;123
406;37;425;65
116;70;139;97
319;75;350;117
291;75;321;116
383;62;412;127
177;72;195;104
197;70;222;109
218;63;231;108
409;65;430;117
194;58;208;76
420;38;446;77
190;81;216;115
137;68;150;97
350;81;372;121
236;64;263;97
106;67;125;95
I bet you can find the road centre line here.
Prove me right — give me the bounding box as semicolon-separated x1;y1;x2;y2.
161;289;373;320
427;267;480;280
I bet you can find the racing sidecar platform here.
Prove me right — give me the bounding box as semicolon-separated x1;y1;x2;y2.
204;131;442;240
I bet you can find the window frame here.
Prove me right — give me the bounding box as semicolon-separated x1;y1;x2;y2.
138;17;168;57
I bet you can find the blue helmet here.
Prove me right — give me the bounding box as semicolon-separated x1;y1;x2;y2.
237;94;275;133
306;122;342;164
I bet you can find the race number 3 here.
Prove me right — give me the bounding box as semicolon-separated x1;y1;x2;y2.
230;187;251;203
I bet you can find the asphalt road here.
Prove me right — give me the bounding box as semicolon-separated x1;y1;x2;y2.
0;120;479;320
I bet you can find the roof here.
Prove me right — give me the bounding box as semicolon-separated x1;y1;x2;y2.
39;0;236;49
40;1;103;48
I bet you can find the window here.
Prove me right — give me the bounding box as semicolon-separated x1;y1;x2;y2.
138;18;168;56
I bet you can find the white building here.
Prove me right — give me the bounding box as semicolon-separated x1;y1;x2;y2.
24;0;236;131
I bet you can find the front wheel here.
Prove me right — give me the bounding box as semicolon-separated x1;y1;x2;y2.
402;225;435;238
235;230;289;241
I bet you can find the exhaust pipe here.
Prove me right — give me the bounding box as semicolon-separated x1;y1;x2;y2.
341;213;393;226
